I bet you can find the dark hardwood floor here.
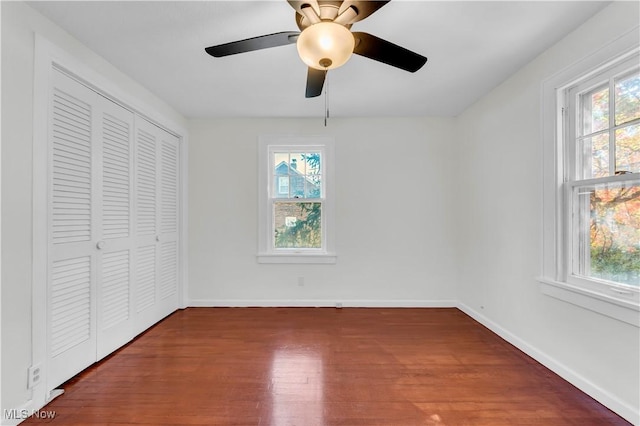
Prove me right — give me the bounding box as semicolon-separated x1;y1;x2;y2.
26;308;629;425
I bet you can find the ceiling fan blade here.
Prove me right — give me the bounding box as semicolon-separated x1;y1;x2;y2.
352;32;427;73
306;67;326;98
205;31;299;57
338;1;390;22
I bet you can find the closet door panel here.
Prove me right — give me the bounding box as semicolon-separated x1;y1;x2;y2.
133;120;180;331
48;69;98;388
96;98;135;360
157;132;180;316
133;118;161;333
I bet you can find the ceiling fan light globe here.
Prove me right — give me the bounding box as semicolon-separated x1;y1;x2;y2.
296;22;354;70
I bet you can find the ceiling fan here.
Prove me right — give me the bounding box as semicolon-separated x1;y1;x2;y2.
205;0;427;98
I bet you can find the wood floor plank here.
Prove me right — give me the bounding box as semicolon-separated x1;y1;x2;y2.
24;308;630;425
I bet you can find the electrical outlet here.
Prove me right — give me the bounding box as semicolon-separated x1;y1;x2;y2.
297;276;304;287
28;364;42;389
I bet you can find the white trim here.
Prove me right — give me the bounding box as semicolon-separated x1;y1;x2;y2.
539;277;639;326
31;33;53;417
31;34;189;416
0;5;3;418
188;299;457;308
256;253;337;264
540;26;640;326
457;302;640;425
179;133;189;309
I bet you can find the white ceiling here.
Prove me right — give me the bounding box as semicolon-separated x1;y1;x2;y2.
28;1;609;118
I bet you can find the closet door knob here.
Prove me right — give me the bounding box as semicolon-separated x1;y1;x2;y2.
96;241;105;250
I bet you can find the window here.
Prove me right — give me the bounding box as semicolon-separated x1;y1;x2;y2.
567;63;640;290
258;136;336;263
540;36;640;326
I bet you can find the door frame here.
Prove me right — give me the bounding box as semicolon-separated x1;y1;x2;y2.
32;34;189;410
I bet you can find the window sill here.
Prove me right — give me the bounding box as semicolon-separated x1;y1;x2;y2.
257;253;337;264
537;277;639;327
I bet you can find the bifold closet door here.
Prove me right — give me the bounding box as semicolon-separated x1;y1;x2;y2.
133;118;180;335
48;70;100;388
47;68;180;389
157;127;180;319
95;95;135;360
48;69;135;385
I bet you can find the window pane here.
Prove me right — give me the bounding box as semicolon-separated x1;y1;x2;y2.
274;202;322;249
578;133;609;179
304;153;321;175
615;71;640;126
290;174;306;198
303;153;322;198
615;123;640;174
305;176;321;198
290;153;306;175
581;85;609;135
274;153;290;173
575;180;640;286
273;152;322;199
274;153;290;198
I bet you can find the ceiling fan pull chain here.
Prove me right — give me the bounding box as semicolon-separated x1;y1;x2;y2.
324;69;329;127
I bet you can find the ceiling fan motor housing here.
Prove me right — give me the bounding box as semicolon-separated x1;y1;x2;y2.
296;1;351;30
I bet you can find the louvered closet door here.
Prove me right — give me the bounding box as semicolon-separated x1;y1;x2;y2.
157;130;180;318
48;69;136;386
133;118;180;333
48;70;99;388
47;69;180;389
95;97;135;360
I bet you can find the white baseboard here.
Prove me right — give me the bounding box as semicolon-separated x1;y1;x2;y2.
187;299;457;308
456;302;639;425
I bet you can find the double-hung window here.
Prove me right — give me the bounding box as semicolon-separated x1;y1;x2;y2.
541;37;640;326
566;58;639;290
258;136;336;263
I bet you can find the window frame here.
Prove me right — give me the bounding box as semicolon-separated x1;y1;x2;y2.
540;32;640;327
257;135;336;264
565;57;640;292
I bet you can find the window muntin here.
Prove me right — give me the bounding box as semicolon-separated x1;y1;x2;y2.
566;59;640;293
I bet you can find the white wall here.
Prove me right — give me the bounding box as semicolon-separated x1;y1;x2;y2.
1;1;187;417
454;2;639;423
188;117;458;306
